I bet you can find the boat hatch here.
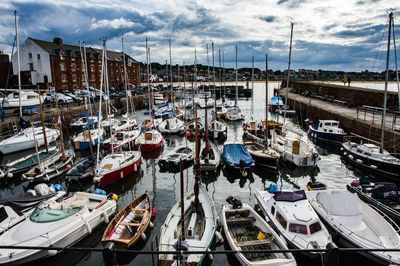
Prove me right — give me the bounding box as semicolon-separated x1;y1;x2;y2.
187;212;197;237
293;211;312;223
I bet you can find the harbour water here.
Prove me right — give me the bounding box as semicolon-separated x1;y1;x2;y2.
0;81;392;266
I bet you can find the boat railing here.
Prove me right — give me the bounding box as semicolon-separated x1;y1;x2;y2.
367;204;400;234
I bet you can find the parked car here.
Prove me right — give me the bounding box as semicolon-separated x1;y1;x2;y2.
61;90;83;103
44;93;55;103
56;93;73;103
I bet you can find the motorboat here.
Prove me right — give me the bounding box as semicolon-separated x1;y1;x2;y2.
271;124;319;167
23;147;75;182
158;117;184;135
270;96;284;113
0;91;44;109
200;140;221;173
154;93;168;105
102;192;152;249
93;150;142;187
135;129;164;153
186;121;204;138
158;145;194;171
1;146;60;178
0;127;59;155
347;176;400;224
208;120;227;140
243;139;280;170
70;114;99;131
308;120;346;143
226;106;245;121
0;190;117;264
0;183;65;234
159;186;217;265
222;202;296;266
306;189;400;264
256;186;332;255
340;141;400;179
222;143;254;177
73;128;103;150
66;157;95;181
102;129;140;152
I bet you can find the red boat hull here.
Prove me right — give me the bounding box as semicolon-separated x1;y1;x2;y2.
135;139;164;153
99;158;141;187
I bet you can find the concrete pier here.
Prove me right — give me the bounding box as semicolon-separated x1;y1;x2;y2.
281;81;400;154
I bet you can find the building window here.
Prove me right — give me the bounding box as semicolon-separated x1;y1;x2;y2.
72;75;77;82
60;53;64;60
63;85;67;90
29;63;34;71
91;74;95;81
82;75;85;81
37;54;40;60
62;74;67;82
29;53;32;59
91;65;94;72
71;63;76;71
60;63;65;71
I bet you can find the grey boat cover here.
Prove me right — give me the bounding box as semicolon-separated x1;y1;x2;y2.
0;192;55;215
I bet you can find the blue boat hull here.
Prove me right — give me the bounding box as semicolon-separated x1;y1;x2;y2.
308;127;344;143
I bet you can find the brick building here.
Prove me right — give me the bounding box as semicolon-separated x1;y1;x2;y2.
12;37;140;91
0;51;12;88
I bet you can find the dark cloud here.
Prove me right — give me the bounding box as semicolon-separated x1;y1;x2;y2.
259;15;277;23
277;0;289;4
334;24;386;38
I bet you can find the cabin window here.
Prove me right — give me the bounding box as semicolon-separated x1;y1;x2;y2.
271;206;275;215
364;152;371;156
329;130;333;133
0;207;8;224
332;123;338;126
309;221;322;234
324;129;327;132
289;223;308;234
325;122;331;126
356;149;363;153
27;95;37;99
276;212;287;229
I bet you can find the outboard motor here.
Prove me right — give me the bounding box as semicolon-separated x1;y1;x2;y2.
226;196;242;209
306;181;327;191
239;159;247;177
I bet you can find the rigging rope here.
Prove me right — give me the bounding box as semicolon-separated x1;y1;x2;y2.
371;17;389;71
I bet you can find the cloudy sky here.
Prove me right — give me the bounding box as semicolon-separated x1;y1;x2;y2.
0;0;399;71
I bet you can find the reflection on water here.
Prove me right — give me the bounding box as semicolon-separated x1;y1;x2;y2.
0;82;396;266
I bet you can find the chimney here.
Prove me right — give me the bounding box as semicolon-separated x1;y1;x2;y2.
53;38;63;45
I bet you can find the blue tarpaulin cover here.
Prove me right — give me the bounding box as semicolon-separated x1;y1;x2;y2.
222;143;254;168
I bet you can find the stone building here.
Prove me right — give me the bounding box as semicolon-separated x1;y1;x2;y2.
12;37;140;91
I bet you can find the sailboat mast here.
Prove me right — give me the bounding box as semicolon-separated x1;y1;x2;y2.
122;36;130;117
14;10;22;118
265;54;269;146
223;50;226;97
184;62;187;149
194;98;200;211
83;42;93;117
380;12;392;153
148;47;154;125
284;22;294;124
391;17;400;112
104;44;113;154
235;46;238;105
212;42;216;117
96;40;106;169
193;49;197;109
37;86;48;152
169;39;173;108
251;55;254;120
179;159;185;241
146;38;151;116
219;50;222;99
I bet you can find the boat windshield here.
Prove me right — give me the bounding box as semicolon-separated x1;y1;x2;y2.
289;223;308;234
29;204;83;223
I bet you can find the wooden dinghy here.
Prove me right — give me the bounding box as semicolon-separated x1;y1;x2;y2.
222;203;296;266
102;192;152;249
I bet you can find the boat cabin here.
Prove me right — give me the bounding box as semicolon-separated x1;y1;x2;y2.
311;120;344;134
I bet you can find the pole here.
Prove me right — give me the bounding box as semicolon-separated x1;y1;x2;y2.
219;50;222;99
235;46;238;105
265;54;269;146
284;22;294;124
37;86;48;152
251;55;254;120
169;39;173;109
212;42;216;118
179;159;185;241
14;10;22;118
380;12;392;153
391;17;400;112
184;62;187;149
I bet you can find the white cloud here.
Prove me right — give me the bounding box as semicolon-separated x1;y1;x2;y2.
91;17;135;30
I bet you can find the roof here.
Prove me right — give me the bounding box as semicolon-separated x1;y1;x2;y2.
29;37;138;63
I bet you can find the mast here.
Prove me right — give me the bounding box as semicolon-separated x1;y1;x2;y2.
169;39;173;109
284;21;294;124
122;36;130;117
235;46;238;105
179;159;185;241
14;10;22;118
83;42;94;117
37;86;48;152
212;42;216;118
392;17;400;111
95;40;106;170
219;50;222;99
104;43;113;154
206;44;210;86
55;95;66;161
183;62;187;148
223;50;226;98
194;93;200;211
148;46;154;125
380;12;392;153
146;38;152;122
265;54;269;147
193;49;197;109
251;55;254;120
